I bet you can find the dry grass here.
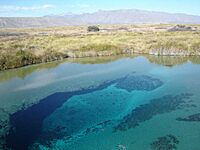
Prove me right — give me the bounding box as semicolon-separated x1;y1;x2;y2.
0;24;200;70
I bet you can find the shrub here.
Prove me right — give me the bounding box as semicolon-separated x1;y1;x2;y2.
16;50;35;64
87;26;100;32
41;50;65;62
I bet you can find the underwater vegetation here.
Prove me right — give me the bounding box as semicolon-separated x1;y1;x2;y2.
114;93;193;132
115;75;163;92
82;120;113;136
176;113;200;122
33;119;113;148
150;135;179;150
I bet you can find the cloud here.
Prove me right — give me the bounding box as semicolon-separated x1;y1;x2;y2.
14;64;124;91
0;4;55;12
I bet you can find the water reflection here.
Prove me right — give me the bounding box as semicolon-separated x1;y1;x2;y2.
1;55;200;83
0;55;134;83
145;55;200;67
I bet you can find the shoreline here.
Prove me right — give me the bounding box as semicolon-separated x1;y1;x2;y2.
1;50;200;72
1;24;200;71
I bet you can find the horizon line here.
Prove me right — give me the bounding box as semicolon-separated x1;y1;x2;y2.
1;8;200;18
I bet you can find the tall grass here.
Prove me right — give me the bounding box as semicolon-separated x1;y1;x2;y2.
0;25;200;70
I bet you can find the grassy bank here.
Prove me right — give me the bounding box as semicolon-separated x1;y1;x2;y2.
0;24;200;70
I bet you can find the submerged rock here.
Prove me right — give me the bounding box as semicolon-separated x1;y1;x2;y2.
176;113;200;122
150;135;179;150
113;93;193;132
115;75;163;92
116;144;127;150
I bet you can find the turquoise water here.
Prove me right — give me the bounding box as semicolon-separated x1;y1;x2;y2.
0;55;200;150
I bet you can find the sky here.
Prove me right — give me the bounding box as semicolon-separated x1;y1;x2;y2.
0;0;200;17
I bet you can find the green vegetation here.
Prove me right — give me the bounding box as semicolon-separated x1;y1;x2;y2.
0;49;65;70
0;24;200;71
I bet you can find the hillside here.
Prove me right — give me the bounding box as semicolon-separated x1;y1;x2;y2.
1;9;200;28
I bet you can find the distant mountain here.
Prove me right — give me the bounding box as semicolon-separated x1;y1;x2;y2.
1;9;200;28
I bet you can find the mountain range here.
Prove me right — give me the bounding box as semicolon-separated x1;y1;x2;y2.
1;9;200;28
